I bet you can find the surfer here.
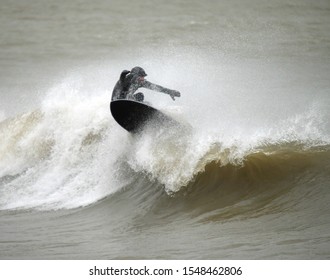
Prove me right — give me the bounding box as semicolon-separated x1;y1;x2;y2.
111;66;181;102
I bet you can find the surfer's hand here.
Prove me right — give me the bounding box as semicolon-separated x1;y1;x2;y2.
169;90;181;101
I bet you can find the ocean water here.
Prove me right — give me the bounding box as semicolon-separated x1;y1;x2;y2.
0;0;330;259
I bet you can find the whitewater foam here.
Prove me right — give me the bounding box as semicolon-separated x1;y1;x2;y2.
0;75;129;210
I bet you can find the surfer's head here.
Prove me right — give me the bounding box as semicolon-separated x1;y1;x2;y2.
131;66;147;78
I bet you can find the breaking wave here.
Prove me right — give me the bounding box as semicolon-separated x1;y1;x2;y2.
0;71;329;212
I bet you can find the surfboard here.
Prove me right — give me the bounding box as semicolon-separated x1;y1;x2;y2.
110;99;176;132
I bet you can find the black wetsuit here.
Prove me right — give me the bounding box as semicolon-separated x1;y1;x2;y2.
111;70;179;101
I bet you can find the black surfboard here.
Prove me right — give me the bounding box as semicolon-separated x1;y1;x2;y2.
110;100;176;132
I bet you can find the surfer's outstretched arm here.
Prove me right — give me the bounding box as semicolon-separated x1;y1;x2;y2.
142;80;181;101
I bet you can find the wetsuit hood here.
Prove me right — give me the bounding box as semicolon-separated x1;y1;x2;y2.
131;66;147;77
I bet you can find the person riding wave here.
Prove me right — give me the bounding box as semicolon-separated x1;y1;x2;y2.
111;66;180;102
